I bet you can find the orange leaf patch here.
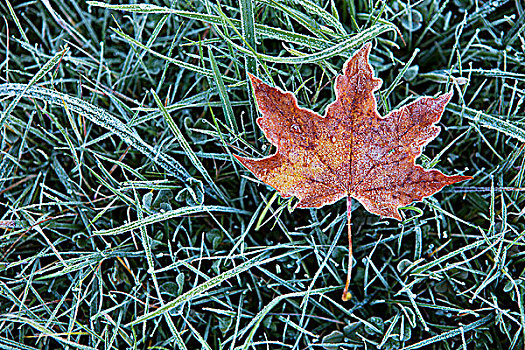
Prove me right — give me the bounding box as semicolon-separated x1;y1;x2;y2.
235;43;471;299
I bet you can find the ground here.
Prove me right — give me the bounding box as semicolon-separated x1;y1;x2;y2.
0;0;523;349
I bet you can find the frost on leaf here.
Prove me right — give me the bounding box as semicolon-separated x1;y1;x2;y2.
235;43;471;220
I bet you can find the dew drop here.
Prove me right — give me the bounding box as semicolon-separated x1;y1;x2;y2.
331;136;336;143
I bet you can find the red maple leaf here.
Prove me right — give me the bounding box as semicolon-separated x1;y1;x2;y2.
235;43;471;300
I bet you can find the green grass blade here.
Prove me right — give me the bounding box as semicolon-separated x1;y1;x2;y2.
126;250;305;327
95;205;247;235
0;83;194;183
448;102;525;142
151;89;229;202
87;1;177;13
240;287;338;349
110;27;237;83
0;315;96;350
400;315;493;349
216;23;396;64
0;48;67;128
208;49;238;132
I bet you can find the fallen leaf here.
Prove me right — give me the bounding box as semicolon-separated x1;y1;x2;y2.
235;43;472;300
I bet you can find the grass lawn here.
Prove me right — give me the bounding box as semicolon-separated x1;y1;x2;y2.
0;0;524;349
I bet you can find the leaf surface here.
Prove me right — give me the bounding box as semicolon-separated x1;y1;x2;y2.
236;43;471;220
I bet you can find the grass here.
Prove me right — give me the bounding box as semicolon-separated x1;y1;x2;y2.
0;0;524;349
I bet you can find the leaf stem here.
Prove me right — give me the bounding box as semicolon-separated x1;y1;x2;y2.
342;196;353;301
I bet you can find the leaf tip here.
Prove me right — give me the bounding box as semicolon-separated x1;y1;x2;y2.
442;89;454;102
233;153;246;163
356;41;373;60
392;211;403;221
452;175;473;183
233;154;258;172
247;72;261;85
340;42;382;91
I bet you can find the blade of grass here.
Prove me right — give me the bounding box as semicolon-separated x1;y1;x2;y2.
94;205;247;235
0;47;68;129
151;89;229;203
0;83;195;184
127;249;306;327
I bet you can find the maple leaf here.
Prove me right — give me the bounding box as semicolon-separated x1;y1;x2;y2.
235;43;471;300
